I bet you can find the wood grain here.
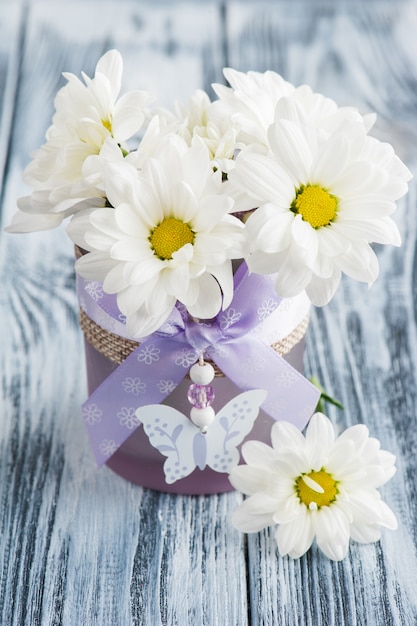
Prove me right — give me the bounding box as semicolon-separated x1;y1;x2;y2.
1;1;417;624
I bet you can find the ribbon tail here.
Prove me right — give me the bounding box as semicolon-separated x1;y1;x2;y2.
82;336;197;466
213;334;320;430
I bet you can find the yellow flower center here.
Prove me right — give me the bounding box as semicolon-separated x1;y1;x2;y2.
150;217;195;260
292;185;338;229
102;118;112;133
295;469;338;509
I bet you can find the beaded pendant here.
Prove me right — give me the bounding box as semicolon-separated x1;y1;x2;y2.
187;356;215;432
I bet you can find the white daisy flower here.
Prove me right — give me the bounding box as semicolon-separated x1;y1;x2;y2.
124;112;181;171
213;68;295;148
213;68;374;152
229;413;397;561
159;89;240;174
8;49;152;232
68;137;245;339
230;112;411;305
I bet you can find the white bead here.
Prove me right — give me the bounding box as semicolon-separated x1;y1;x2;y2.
189;362;215;385
190;406;215;430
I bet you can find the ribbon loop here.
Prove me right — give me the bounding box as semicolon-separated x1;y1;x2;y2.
183;317;223;355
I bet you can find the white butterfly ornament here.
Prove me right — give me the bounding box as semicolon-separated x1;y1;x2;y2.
135;388;267;484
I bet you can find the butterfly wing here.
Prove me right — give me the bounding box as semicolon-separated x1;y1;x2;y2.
135;404;197;484
205;389;267;474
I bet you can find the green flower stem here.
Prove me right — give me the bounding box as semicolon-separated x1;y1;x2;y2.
309;376;344;413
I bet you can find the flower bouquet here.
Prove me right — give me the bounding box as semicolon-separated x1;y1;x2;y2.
8;51;410;508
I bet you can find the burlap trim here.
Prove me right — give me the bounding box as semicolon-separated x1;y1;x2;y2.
79;307;309;376
79;307;139;365
271;314;310;356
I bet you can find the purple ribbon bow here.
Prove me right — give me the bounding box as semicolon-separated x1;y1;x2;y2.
78;263;320;466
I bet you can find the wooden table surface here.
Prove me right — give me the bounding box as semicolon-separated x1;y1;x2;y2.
1;0;417;624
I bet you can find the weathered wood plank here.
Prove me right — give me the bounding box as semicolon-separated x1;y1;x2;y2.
0;4;24;208
225;1;417;624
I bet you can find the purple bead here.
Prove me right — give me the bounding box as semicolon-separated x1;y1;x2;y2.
187;384;215;408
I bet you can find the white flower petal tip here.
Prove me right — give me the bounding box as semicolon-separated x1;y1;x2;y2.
229;412;398;561
5;209;64;233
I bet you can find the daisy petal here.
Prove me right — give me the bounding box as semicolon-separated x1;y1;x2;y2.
268;119;312;184
209;262;234;309
75;251;117;281
95;49;122;100
290;214;319;264
246;205;293;253
5;210;64;233
102;262;130;293
273;249;313;298
310;132;350;184
186;273;222;318
335;216;401;246
231;149;294;206
315;506;350;561
112;90;151;141
275;508;314;558
271;420;306;453
228;464;272;495
335;241;379;284
241;440;278;467
305;413;335;468
232;493;278;532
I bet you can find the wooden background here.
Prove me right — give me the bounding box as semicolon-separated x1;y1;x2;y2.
1;0;417;624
